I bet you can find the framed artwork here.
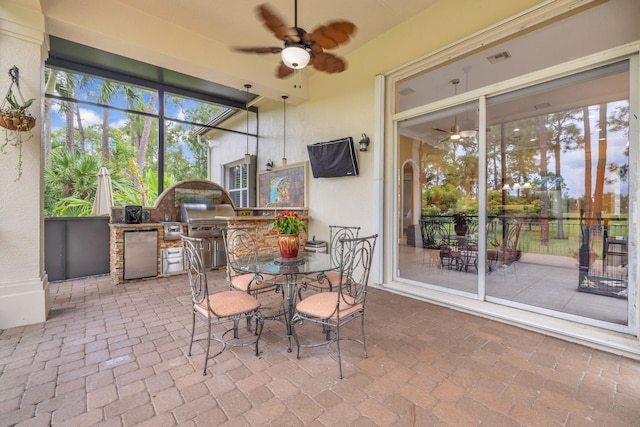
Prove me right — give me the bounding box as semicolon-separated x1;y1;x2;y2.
258;162;308;207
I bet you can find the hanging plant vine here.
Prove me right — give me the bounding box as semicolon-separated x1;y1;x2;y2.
0;66;36;180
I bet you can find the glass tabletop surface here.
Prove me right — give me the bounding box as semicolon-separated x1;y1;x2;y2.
231;252;338;275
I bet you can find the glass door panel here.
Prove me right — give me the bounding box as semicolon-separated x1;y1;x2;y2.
398;101;480;295
484;61;630;325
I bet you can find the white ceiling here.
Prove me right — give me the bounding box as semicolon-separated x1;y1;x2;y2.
39;0;440;104
122;0;439;59
38;0;638;112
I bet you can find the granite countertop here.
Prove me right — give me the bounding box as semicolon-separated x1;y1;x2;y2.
110;210;309;226
109;223;166;228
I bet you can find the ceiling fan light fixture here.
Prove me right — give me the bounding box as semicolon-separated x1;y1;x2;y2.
449;124;461;140
281;46;310;69
459;118;476;138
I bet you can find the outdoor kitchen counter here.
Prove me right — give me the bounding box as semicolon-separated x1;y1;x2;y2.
109;222;185;285
109;210;309;284
110;223;166;229
222;210;310;254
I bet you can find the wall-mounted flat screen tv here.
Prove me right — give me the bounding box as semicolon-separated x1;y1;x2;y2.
307;137;359;178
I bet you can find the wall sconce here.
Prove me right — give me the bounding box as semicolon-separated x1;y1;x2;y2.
358;133;370;151
265;160;273;171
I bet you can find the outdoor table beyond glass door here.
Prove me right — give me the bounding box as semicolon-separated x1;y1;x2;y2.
231;251;339;351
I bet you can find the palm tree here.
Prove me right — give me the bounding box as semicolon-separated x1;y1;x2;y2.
44;149;103;216
43;69;73;164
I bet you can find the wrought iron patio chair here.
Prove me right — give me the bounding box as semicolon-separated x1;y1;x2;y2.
291;234;377;379
439;237;463;270
304;225;361;292
223;226;284;319
181;235;264;376
487;220;522;276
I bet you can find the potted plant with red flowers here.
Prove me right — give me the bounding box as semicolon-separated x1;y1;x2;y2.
270;211;307;259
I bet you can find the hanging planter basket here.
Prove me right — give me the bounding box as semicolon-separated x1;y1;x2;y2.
1;66;36;132
1;66;37;181
0;110;36;131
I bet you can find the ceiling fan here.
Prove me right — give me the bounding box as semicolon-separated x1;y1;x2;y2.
431;77;480;139
232;1;357;78
431;79;462;140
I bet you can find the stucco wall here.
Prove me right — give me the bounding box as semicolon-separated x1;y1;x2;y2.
0;0;49;328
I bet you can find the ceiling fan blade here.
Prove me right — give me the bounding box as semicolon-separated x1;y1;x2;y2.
257;4;300;42
309;21;357;49
312;52;346;74
332;21;357;38
309;27;338;49
431;127;452;135
301;33;324;54
276;62;295;79
232;46;282;54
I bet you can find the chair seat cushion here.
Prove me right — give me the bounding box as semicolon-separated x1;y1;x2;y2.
195;290;260;318
231;273;279;293
295;291;362;320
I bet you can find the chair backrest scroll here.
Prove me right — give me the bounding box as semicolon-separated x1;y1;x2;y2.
338;234;378;307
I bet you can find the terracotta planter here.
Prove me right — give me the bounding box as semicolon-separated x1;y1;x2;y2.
278;234;300;259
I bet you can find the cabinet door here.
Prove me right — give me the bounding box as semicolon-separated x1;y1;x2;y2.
213;238;227;267
124;230;158;280
202;239;213;269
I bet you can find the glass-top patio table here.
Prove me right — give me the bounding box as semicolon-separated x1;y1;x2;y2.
231;251;339;351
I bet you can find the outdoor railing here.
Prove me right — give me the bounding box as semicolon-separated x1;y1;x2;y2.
419;215;628;259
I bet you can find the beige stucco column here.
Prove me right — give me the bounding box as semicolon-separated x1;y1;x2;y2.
0;0;49;329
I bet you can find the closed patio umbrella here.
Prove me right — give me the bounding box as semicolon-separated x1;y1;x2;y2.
92;167;114;216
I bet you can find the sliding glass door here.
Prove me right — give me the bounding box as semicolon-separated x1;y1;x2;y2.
396;57;633;329
484;61;630;325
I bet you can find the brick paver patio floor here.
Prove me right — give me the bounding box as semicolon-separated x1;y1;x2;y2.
1;270;639;426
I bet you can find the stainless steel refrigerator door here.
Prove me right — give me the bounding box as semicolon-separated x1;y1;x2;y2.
124;230;158;280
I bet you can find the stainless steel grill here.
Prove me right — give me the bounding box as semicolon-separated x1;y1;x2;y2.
180;203;235;268
180;203;235;238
